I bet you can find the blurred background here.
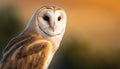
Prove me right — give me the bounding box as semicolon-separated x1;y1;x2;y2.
0;0;120;69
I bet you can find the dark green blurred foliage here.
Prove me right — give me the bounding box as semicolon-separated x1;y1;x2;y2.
49;36;120;69
49;37;91;69
0;5;23;58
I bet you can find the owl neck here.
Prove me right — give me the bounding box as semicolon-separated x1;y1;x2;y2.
24;24;63;50
49;35;63;49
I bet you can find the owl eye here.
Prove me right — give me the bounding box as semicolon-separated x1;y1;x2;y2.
43;15;50;22
58;16;61;21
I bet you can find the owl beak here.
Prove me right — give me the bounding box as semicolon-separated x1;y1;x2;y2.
50;22;55;32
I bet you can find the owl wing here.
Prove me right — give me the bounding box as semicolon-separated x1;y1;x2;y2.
0;35;51;69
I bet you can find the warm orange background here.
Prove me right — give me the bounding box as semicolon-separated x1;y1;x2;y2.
0;0;120;68
1;0;120;51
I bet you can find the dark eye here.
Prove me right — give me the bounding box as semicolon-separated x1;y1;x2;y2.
58;16;61;21
43;16;49;22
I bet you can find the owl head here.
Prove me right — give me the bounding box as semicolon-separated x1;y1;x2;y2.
25;5;67;38
23;6;67;40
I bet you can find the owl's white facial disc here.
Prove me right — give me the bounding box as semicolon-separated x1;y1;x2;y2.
36;6;67;37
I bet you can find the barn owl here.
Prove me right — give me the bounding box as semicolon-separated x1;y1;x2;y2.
0;5;67;69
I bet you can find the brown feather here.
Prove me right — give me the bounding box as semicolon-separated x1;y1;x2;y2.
0;34;51;69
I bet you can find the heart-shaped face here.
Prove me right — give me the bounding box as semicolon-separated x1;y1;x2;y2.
36;6;67;37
